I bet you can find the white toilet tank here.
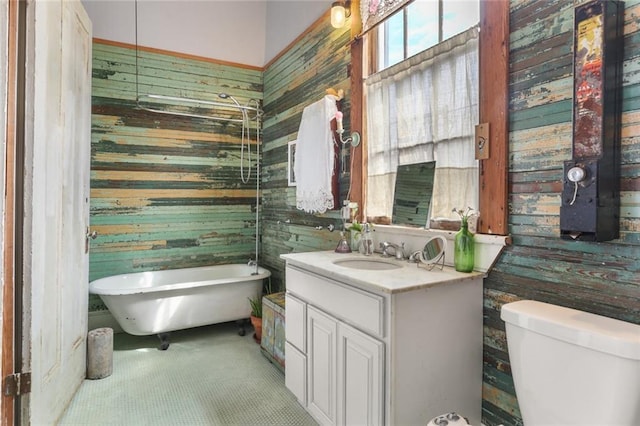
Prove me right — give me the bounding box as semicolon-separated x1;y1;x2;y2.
501;300;640;426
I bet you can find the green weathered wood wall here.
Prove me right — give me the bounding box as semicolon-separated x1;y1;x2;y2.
89;40;263;311
261;13;353;290
482;1;640;424
88;2;639;420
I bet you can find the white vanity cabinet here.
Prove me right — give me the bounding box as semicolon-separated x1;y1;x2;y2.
282;251;484;426
285;267;385;426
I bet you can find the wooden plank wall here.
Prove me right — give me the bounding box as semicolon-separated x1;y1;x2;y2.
261;12;353;291
89;40;263;311
482;1;640;424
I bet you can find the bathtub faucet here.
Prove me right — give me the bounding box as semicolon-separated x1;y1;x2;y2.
247;259;257;267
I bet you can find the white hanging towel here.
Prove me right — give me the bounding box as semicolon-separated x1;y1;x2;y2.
295;95;338;214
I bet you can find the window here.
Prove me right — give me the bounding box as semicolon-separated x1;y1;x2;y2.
364;0;480;226
377;0;480;71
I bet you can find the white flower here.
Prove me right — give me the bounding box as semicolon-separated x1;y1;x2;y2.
452;207;479;221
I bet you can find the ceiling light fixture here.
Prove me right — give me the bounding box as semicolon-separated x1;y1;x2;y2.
331;0;351;29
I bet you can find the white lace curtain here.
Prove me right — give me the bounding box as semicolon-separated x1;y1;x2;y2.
365;27;479;222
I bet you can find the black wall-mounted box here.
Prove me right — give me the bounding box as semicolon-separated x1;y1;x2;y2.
560;0;624;242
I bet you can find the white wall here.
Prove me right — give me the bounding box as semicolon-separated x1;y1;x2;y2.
82;0;332;67
265;1;330;64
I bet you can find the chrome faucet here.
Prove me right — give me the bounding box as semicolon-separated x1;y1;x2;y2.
380;242;405;260
247;259;257;267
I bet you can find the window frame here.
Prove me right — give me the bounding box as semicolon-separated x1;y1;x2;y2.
350;0;509;235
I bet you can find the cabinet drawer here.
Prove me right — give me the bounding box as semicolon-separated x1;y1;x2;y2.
285;342;307;405
287;266;384;338
285;293;306;352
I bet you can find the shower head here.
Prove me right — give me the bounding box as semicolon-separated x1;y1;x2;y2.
219;92;241;107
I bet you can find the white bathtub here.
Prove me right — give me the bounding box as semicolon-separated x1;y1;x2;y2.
89;264;271;341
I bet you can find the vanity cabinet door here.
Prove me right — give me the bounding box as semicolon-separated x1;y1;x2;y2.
337;322;385;426
285;293;306;352
285;341;307;404
285;293;308;405
307;306;338;425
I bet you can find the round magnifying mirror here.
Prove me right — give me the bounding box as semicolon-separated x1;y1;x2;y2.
418;236;446;270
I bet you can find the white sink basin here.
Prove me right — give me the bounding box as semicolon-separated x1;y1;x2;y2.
333;258;402;270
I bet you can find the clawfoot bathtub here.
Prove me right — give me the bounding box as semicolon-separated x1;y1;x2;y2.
89;264;271;349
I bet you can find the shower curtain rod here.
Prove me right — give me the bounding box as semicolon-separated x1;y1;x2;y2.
137;94;263;123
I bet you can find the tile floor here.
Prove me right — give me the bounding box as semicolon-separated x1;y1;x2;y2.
59;322;318;425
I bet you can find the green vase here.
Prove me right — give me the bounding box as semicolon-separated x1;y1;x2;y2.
454;218;475;272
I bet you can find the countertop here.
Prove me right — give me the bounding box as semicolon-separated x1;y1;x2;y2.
281;250;485;295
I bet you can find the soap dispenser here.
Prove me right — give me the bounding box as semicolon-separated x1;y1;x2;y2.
361;223;373;256
335;232;352;253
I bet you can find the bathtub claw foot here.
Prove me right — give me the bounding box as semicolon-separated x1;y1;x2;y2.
157;332;171;350
236;319;246;336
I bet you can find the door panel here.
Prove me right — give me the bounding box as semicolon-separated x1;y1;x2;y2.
284;341;307;404
337;322;384;426
22;0;91;423
2;0;18;424
307;306;337;425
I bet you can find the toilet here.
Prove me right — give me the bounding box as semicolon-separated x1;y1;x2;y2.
501;300;640;425
426;412;471;426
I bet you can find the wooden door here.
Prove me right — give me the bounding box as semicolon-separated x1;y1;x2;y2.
20;0;92;423
2;0;19;424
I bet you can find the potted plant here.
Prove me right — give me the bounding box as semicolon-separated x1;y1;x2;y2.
248;279;275;343
248;295;263;343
